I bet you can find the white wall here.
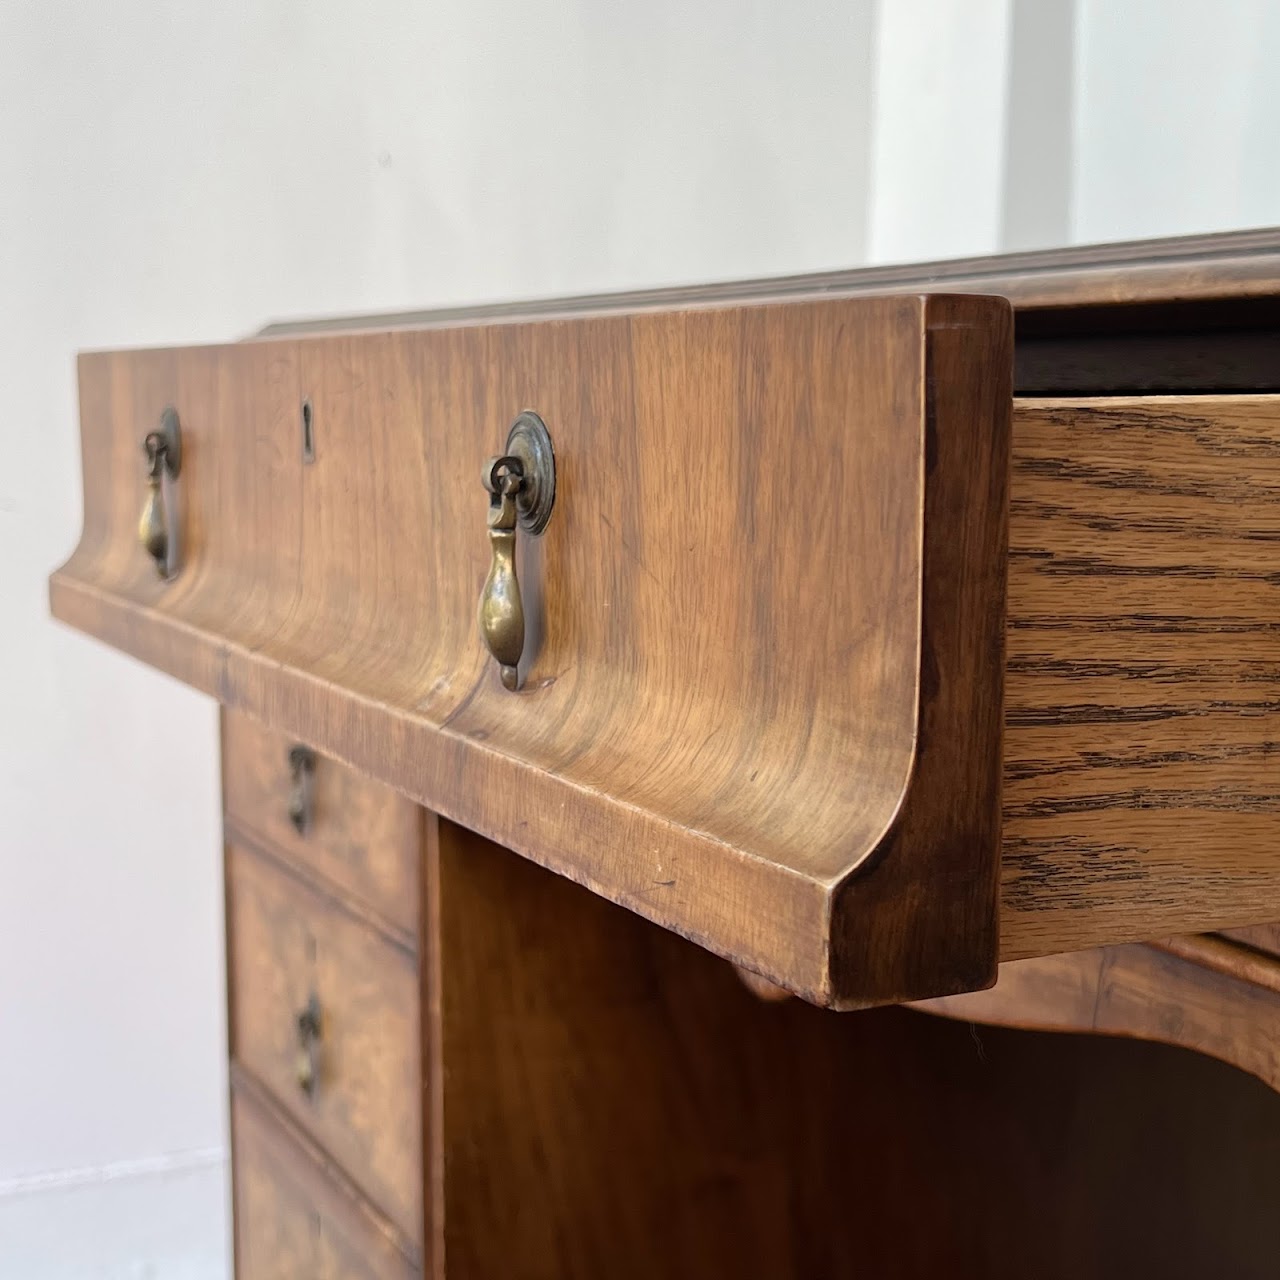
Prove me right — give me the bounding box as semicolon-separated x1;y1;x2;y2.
0;3;882;1275
2;2;1278;1275
867;0;1014;263
1073;0;1280;244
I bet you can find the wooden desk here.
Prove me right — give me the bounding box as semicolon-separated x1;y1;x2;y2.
52;229;1280;1277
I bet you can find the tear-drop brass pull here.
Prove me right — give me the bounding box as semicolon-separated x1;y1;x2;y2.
478;413;555;691
480;457;525;690
137;408;182;577
295;994;322;1098
287;744;316;834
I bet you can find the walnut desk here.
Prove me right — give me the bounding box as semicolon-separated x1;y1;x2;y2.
52;229;1280;1276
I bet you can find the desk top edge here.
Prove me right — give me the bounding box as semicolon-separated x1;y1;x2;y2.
256;227;1280;339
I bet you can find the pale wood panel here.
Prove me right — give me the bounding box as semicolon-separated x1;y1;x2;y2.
1002;396;1280;958
222;707;422;943
51;295;1010;1006
226;842;422;1247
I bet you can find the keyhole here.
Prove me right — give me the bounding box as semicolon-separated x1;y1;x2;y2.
301;400;315;463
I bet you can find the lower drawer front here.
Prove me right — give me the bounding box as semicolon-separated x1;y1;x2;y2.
232;1090;418;1280
227;843;422;1248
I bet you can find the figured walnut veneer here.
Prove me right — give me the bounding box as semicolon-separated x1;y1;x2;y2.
52;295;1011;1006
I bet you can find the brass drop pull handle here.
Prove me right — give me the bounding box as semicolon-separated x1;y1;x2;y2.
480;457;526;690
137;408;182;577
287;744;316;834
478;413;555;691
295;994;322;1098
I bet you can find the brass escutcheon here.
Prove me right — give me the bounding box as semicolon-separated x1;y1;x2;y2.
478;412;556;690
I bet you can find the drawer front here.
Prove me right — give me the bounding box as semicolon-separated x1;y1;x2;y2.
223;708;421;940
50;295;1011;1008
227;843;422;1246
232;1089;418;1280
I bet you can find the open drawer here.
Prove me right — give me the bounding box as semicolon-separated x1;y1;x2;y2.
49;292;1280;1006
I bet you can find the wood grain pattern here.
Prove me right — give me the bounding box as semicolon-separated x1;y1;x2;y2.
231;1084;418;1280
223;707;422;943
917;936;1280;1096
51;294;1011;1007
1003;395;1280;956
225;841;422;1246
429;822;1280;1280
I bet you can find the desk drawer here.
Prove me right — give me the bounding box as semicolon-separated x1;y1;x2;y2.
50;293;1280;1008
223;708;421;940
52;295;1010;1007
232;1087;418;1280
226;842;422;1247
